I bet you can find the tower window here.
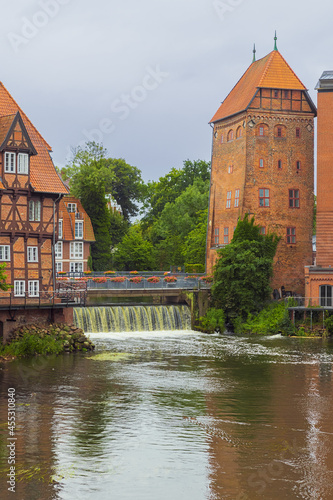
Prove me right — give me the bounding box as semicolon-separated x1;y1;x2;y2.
296;128;301;138
274;90;279;98
289;189;300;208
278;159;282;169
286;227;296;244
221;135;224;143
214;228;219;245
227;130;234;142
234;189;240;207
226;191;232;208
277;127;282;137
236;126;242;139
228;165;233;174
260;227;266;235
296;161;301;170
259;126;265;136
224;227;229;244
259;188;270;207
259;158;264;168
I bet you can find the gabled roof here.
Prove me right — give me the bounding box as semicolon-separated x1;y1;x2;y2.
59;196;95;242
0;82;68;194
0;111;37;155
210;50;307;123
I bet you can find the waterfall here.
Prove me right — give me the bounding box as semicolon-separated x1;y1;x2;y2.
73;305;192;333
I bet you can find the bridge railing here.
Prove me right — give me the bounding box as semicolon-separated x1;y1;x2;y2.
56;276;212;290
285;297;333;308
0;290;87;309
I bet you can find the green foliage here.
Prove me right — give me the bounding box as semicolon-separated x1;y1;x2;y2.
2;333;64;358
141;159;210;226
185;264;205;273
109;210;129;249
150;179;209;269
324;314;333;334
0;263;10;291
113;224;156;271
212;214;280;322
182;209;208;267
238;302;294;336
198;308;225;334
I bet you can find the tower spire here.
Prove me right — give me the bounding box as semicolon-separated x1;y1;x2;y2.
252;43;256;63
274;30;278;51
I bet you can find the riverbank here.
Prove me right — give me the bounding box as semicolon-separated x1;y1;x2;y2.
0;323;95;362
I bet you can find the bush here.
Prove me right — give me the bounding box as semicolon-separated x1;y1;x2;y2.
238;301;294;336
4;333;64;358
185;264;204;273
325;314;333;334
198;308;225;334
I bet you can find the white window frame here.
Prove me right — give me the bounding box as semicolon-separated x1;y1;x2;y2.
0;245;10;261
224;227;229;244
29;200;41;221
4;152;16;173
226;191;232;209
55;261;63;273
234;189;240;208
70;262;83;273
67;203;77;213
58;219;63;239
70;241;83;259
14;280;25;297
55;241;63;259
75;221;83;239
28;280;39;297
17;153;29;174
27;246;38;262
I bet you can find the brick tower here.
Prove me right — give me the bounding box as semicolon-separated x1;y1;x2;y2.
206;41;316;294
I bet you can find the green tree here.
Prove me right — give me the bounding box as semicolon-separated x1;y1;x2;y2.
0;263;10;291
151;179;209;269
212;215;280;323
113;224;156;271
181;209;208;266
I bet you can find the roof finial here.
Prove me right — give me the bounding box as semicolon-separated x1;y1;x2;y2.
252;43;256;63
274;30;278;51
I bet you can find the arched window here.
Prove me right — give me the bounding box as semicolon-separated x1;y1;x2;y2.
320;285;332;307
236;126;242;139
227;129;234;142
274;124;287;138
256;124;268;137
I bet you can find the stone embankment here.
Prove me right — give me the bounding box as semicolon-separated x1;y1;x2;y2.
6;323;95;353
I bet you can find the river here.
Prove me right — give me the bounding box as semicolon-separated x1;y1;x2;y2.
1;329;333;499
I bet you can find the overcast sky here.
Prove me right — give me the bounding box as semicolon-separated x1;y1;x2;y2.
2;0;333;182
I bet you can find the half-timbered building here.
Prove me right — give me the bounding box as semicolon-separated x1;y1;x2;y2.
0;83;68;296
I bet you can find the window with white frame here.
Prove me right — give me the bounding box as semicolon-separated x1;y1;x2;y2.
14;280;25;297
55;241;63;259
27;246;38;262
29;200;41;221
4;152;15;173
70;241;83;259
55;261;63;273
226;191;232;209
75;221;83;239
17;153;29;174
58;219;63;239
234;189;240;207
70;262;83;273
28;280;39;297
224;227;229;244
0;245;10;261
67;203;77;213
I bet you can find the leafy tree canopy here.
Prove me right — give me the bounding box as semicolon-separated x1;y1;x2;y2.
212;215;280;322
113;224;156;271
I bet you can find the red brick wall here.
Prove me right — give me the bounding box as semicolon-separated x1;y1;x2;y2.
207;104;315;294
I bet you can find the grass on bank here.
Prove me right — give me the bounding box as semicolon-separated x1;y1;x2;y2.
0;333;64;359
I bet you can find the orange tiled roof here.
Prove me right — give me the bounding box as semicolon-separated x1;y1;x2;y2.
59;196;95;242
0;82;68;194
210;50;307;123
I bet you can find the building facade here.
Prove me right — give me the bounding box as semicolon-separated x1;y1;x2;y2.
305;72;333;304
206;46;316;294
0;83;68;297
55;196;95;274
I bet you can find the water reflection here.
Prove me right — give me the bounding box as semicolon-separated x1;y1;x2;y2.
0;333;333;499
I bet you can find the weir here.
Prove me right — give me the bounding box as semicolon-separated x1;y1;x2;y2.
73;304;192;333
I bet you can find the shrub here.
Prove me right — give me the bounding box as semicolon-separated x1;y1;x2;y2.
238;301;294;336
198;308;225;334
325;314;333;334
5;333;64;357
185;264;205;273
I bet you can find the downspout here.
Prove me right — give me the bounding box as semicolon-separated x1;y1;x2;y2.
205;122;215;274
53;193;62;291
